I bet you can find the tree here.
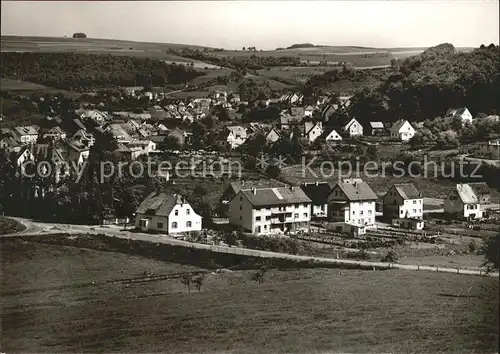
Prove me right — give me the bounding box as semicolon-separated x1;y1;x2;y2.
265;164;281;178
481;232;499;272
251;268;266;285
181;274;193;293
222;230;238;247
72;32;87;38
242;47;246;51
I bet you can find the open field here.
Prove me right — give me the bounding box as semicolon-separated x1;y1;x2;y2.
1;237;497;353
1;36;208;62
0;217;26;235
0;77;82;97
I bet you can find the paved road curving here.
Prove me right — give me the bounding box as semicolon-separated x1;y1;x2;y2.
3;217;498;277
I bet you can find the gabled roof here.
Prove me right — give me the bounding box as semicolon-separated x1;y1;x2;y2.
391;183;422;199
300;182;334;204
14;125;39;136
370;121;385;129
468;182;491;196
319;127;342;140
331;178;378;201
446;107;469;117
136;191;190;217
390;119;410;132
240;186;311;207
455;184;479;204
343;117;360;130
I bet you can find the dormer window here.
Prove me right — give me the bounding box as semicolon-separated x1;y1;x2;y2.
174;210;179;216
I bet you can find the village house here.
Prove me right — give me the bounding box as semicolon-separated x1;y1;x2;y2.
65;139;90;166
279;93;303;105
369;122;385;136
41;126;67;141
14;125;39;144
265;127;281;143
228;186;311;235
319;127;343;142
72;129;95;147
221;126;247;149
300;181;333;218
390;119;416;142
220;179;287;208
477;138;500;159
107;124;133;144
15;146;35;168
77;109;108;124
303;121;323;143
304;105;315;117
444;183;484;220
135;191;202;234
128;139;157;155
383;183;424;229
467;182;492;204
167;128;188;147
342;118;363;138
445;107;473;125
327;178;377;227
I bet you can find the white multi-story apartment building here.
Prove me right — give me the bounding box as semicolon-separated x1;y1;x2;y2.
135;191;202;234
327;178;377;227
228;186;312;235
444;183;484;220
14;126;39;144
383;183;423;220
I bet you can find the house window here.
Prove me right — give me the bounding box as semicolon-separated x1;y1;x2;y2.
172;222;178;229
360;211;364;216
294;213;299;218
255;216;261;221
186;221;192;227
240;205;242;210
303;213;308;218
413;209;416;213
240;196;243;201
157;222;163;229
400;210;404;214
186;209;190;215
413;200;417;204
368;210;372;215
174;210;178;216
352;211;356;215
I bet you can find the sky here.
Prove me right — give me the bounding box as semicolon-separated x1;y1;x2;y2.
1;1;499;49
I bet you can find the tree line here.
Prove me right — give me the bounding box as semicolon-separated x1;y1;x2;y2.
0;52;206;91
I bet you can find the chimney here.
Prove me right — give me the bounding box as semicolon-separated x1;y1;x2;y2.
252;187;256;195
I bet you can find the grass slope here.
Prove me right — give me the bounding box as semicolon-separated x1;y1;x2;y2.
0;217;26;235
1;238;498;353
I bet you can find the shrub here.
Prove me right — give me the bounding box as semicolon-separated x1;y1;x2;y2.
381;250;399;263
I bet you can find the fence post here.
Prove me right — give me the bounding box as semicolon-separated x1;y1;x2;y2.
436;266;439;272
417;265;420;270
457;268;460;274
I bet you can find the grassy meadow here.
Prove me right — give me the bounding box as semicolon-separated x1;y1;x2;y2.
1;237;498;353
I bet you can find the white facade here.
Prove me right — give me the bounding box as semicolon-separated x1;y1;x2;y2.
266;129;281;143
305;124;323;143
136;202;202;234
444;187;483;220
390;120;416;141
228;192;311;235
383;185;423;220
328;183;376;227
324;129;342;141
14;126;39;144
343;118;363;137
478;139;500;159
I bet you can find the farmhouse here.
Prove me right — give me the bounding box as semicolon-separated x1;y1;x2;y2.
319;128;343;141
225;126;248;149
383;183;423;221
300;181;333;218
467;182;492;204
265;127;281;143
369;121;385;136
14;126;39;144
327;178;377;227
228;186;311;235
342;118;363;137
445;107;473;125
444;183;484;220
390;119;415;141
42;126;67;141
135;191;202;234
303;121;323;143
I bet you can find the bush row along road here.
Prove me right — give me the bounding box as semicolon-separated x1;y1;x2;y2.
4;217;498;277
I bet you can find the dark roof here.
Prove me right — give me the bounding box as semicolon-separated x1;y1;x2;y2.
331;178;378;201
227;180;285;197
468;182;491;196
136;191;188;217
240;187;311;207
300;182;334;204
392;183;422;199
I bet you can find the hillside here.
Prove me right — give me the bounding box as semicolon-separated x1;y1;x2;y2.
0;52;206;91
346;43;500;125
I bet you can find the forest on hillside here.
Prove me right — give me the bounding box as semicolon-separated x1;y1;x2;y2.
347;44;500;124
0;52;206;91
